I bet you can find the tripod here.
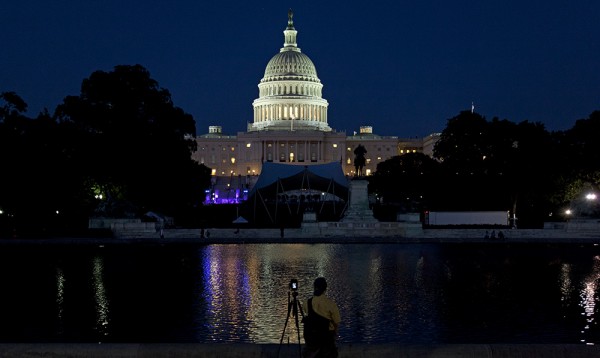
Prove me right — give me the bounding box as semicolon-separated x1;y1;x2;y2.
278;289;305;358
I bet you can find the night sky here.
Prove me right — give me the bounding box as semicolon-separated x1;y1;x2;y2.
1;1;598;137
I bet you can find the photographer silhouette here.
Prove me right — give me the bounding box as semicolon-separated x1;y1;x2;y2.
302;277;340;358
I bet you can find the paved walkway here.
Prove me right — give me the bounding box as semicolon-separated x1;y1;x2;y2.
0;343;599;357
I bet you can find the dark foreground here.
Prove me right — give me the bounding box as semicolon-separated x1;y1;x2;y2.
1;343;599;357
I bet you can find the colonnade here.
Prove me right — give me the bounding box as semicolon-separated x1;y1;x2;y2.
261;140;324;163
253;103;327;123
259;83;321;97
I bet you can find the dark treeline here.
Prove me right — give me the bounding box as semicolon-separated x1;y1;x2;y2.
0;65;211;236
1;64;599;234
370;110;600;227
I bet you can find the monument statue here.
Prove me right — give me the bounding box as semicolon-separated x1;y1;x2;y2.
353;144;367;177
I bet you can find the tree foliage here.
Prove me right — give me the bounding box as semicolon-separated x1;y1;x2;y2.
371;110;590;227
0;66;212;236
371;152;440;213
55;64;209;218
562;111;600;192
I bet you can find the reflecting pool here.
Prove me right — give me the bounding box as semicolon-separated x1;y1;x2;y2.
0;243;598;344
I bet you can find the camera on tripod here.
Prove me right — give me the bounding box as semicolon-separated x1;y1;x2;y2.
279;278;305;357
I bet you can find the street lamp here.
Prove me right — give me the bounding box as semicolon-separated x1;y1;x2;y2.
586;193;597;201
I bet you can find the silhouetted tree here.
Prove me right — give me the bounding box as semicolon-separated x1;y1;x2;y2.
55;64;209;219
431;111;560;226
371;152;440;213
0;92;30;234
0;93;77;234
553;111;600;218
563;111;600;191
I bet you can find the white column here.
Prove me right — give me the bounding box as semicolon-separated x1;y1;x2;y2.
317;141;320;162
304;140;308;162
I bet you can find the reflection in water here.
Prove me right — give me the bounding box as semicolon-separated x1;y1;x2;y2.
92;256;110;337
362;254;382;340
199;244;335;343
195;244;444;343
559;263;573;304
579;256;600;345
55;267;65;334
200;245;253;341
3;243;600;344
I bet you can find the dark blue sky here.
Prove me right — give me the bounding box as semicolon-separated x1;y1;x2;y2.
1;1;598;137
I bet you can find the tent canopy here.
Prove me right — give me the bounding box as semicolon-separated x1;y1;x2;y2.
232;216;249;224
249;162;349;199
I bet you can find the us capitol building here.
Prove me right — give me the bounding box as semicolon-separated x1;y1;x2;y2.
192;11;439;203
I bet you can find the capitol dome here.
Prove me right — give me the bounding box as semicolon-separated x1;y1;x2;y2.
250;10;330;132
263;49;319;80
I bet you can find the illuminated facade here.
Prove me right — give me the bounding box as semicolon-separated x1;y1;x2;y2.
193;11;438;203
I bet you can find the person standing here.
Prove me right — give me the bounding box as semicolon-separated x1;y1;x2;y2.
302;277;340;358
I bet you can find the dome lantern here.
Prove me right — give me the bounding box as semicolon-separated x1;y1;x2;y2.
283;9;299;51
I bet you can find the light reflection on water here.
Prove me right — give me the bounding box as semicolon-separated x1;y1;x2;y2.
579;255;600;345
194;244;447;343
92;256;110;337
0;243;599;344
198;244;342;343
55;267;65;335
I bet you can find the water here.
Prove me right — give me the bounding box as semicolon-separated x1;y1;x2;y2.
0;242;598;344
